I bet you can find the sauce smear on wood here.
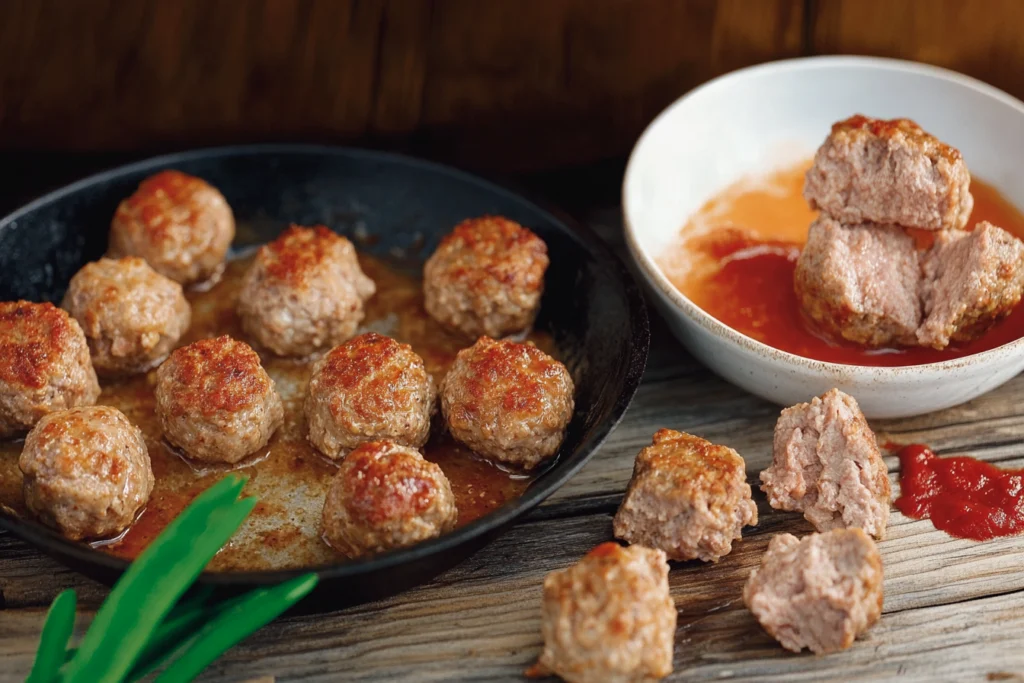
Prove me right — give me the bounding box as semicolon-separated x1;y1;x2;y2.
895;444;1024;540
660;160;1024;366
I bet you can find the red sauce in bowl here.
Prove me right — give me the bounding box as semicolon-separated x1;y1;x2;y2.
660;161;1024;366
895;444;1024;541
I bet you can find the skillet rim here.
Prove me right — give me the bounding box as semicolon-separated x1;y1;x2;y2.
0;143;650;586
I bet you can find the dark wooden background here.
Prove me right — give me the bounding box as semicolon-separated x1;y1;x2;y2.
1;0;1023;172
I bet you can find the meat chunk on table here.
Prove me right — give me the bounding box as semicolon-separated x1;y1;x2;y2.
528;543;676;683
760;388;890;540
917;221;1024;349
804;115;973;231
613;429;757;563
743;529;883;654
795;216;921;347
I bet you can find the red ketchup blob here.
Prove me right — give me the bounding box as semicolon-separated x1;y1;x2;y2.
895;444;1024;541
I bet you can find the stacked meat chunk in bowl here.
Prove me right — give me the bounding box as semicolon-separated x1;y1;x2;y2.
799;115;1024;350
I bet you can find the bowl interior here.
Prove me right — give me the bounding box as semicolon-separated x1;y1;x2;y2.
0;146;648;588
626;56;1024;289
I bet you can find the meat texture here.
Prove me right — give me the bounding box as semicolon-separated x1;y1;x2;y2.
761;389;890;540
795;216;921;347
155;335;284;464
743;529;883;654
305;332;435;459
528;543;676;683
237;225;375;356
440;336;574;471
0;301;100;438
613;429;757;562
19;406;154;540
804;115;973;231
918;221;1024;349
322;440;457;557
108;170;235;285
61;256;192;375
424;216;549;339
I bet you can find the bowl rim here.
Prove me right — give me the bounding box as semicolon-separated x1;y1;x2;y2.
622;54;1024;376
0;143;651;586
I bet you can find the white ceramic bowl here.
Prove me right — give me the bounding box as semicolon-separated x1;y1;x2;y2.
623;56;1024;418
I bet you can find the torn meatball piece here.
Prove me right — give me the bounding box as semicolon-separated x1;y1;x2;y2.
109;170;235;285
804;115;973;231
613;429;757;562
155;336;284;464
795;216;921;347
61;257;191;376
761;389;890;540
0;302;100;438
528;543;675;682
305;333;435;460
20;406;154;541
237;225;375;357
424;216;549;339
743;529;883;654
322;440;457;557
918;222;1024;349
440;336;574;471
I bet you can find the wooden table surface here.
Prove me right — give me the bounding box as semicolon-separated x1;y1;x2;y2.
3;201;1024;682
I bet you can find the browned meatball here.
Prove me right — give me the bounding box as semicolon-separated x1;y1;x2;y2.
440;337;574;471
305;333;435;460
154;336;283;464
614;429;757;562
0;301;100;438
61;257;191;376
109;170;235;285
321;440;457;557
19;406;154;541
237;225;376;357
761;389;891;540
743;529;883;654
918;222;1024;349
527;543;676;682
424;216;549;339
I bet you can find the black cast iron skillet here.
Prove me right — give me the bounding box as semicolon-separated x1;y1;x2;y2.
0;145;649;606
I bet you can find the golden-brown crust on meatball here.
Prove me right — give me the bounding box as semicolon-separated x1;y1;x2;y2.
321;440;457;558
19;405;153;540
109;170;235;285
440;336;573;471
424;216;548;339
61;257;191;376
0;301;100;438
528;542;676;682
613;429;758;562
305;333;435;459
237;225;376;357
154;335;283;463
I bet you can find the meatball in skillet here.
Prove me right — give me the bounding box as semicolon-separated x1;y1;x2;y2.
804;115;973;231
305;333;435;460
795;216;922;347
614;429;757;562
424;216;549;339
109;170;235;286
237;225;375;357
20;406;154;541
761;389;890;540
322;440;457;558
440;336;574;471
918;221;1024;349
61;257;191;376
0;301;100;438
743;529;883;654
155;336;283;464
527;543;676;683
